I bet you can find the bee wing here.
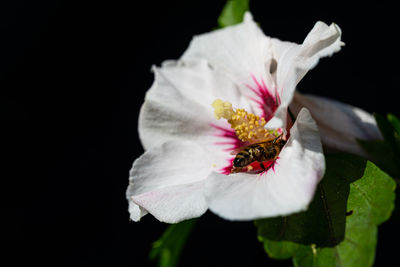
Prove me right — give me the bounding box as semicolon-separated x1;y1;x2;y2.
230;147;245;155
229;136;276;155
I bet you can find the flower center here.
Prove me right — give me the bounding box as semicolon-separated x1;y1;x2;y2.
212;99;284;174
212;99;278;143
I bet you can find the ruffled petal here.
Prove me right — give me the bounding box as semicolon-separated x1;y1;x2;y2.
290;92;382;156
298;22;343;79
204;108;325;220
139;59;254;151
267;21;343;129
274;21;343;105
128;201;148;222
127;140;217;223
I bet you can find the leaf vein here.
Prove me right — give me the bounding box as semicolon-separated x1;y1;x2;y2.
351;183;377;209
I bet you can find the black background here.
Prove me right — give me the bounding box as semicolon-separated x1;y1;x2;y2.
2;1;399;266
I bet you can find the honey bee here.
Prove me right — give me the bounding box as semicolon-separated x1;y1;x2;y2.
231;135;286;173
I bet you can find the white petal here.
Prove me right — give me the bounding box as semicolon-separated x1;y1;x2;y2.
182;13;275;95
272;21;343;105
139;59;255;151
268;21;342;127
265;106;286;129
296;22;344;83
181;12;280;119
128;201;148;222
132;181;207;223
127;140;216;223
204;108;325;221
290;92;382;156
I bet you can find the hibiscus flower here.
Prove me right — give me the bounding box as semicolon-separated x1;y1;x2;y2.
126;13;380;223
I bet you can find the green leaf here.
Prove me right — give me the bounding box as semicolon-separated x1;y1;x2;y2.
387;113;400;135
149;219;197;267
255;154;366;247
387;113;400;152
259;160;396;267
218;0;249;28
260;239;301;260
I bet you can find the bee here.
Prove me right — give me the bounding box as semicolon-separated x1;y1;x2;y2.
231;135;286;173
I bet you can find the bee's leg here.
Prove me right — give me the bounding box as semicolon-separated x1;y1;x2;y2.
272;134;283;144
230;167;242;173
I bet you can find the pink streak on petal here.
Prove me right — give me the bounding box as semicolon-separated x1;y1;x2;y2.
246;74;280;122
220;158;235;175
214;142;241;152
210;123;237;138
210;124;241;151
210;123;242;174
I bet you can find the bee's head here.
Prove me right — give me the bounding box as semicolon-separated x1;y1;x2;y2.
278;139;287;147
233;157;246;168
273;135;286;148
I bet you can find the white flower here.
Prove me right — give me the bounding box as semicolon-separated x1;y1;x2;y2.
126;13;379;223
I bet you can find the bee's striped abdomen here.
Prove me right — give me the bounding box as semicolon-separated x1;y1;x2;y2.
233;148;253;168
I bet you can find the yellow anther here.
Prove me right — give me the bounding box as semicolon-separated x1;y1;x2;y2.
212;99;277;143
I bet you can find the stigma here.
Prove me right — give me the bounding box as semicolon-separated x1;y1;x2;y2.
212;99;277;143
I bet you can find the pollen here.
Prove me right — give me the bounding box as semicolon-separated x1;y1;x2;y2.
212;99;275;142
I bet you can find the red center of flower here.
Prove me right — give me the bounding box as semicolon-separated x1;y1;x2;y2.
211;75;283;175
